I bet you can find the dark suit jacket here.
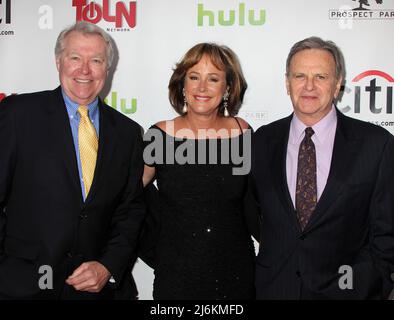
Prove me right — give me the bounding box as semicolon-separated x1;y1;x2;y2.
0;87;145;299
251;110;394;299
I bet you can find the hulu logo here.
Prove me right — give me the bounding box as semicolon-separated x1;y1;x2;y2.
104;92;137;114
198;3;266;26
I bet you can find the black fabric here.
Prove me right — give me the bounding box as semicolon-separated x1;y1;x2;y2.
138;182;161;269
139;126;256;300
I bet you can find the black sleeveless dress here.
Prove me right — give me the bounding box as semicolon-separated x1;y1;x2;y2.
143;125;255;300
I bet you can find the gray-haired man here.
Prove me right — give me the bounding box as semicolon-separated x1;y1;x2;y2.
0;22;145;299
251;36;394;299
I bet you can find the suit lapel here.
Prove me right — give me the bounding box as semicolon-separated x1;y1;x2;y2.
47;87;82;201
84;101;118;205
271;115;301;232
305;110;360;232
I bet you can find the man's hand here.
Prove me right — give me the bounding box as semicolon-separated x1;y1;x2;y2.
66;261;111;292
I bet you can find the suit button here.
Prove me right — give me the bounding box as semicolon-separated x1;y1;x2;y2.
296;270;301;277
67;252;73;258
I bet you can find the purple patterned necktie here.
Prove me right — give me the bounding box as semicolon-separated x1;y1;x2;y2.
296;127;317;230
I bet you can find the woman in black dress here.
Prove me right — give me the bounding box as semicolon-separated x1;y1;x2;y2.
140;43;258;300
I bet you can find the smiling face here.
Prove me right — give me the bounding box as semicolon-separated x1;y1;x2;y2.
184;54;228;116
286;48;342;126
56;31;108;106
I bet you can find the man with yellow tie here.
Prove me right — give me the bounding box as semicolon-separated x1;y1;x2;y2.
0;22;145;299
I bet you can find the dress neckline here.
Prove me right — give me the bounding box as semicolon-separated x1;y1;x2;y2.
151;124;250;141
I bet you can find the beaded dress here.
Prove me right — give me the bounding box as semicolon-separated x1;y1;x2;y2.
144;125;255;300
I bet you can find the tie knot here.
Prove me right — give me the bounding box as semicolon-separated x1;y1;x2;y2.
78;105;89;118
305;127;314;139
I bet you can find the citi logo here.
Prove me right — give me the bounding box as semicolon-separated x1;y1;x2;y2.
0;92;16;102
0;0;11;24
342;70;393;114
198;3;266;26
73;0;136;29
104;91;137;114
0;92;7;102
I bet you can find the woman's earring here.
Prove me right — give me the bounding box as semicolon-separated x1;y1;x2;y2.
223;90;229;117
182;88;188;114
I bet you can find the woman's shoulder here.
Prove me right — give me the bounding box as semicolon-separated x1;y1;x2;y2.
146;119;172;132
154;120;168;131
154;117;182;131
234;117;251;130
221;116;251;131
145;117;184;137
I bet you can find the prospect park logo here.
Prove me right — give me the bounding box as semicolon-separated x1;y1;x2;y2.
329;0;394;20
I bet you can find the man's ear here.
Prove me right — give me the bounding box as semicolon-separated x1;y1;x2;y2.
334;76;343;99
285;74;290;95
55;56;60;71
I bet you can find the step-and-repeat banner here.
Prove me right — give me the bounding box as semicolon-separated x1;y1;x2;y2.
1;0;393;299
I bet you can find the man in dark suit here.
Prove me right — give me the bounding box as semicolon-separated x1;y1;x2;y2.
251;36;394;299
0;22;145;299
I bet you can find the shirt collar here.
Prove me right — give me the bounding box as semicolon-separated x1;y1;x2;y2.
61;89;99;120
290;105;337;145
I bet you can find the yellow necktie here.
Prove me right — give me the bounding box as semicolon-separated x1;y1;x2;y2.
78;105;98;198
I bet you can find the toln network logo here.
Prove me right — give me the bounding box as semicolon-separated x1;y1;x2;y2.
341;70;393;115
72;0;136;32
